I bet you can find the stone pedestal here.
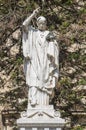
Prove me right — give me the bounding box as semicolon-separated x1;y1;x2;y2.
17;105;65;130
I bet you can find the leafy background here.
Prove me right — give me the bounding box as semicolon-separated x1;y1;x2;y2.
0;0;86;130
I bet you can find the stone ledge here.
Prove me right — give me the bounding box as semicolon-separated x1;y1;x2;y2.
17;119;65;128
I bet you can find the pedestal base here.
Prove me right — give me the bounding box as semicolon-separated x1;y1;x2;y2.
20;128;62;130
17;105;65;130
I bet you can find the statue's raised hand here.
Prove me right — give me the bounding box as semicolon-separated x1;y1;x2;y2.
33;7;40;17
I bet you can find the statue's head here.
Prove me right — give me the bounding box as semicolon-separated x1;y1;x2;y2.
37;16;47;31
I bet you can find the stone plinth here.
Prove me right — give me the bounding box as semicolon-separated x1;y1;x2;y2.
17;105;65;130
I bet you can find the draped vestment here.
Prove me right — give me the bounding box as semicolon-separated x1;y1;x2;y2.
22;26;59;105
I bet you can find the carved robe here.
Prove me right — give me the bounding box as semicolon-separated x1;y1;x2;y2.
22;26;59;106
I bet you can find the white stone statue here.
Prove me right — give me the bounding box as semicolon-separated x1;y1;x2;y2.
22;8;59;107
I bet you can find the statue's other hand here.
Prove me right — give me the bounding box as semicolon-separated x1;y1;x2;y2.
33;7;40;16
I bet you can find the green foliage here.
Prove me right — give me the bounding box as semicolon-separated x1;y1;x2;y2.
68;52;80;61
79;8;86;14
62;21;70;28
78;79;86;85
15;57;23;65
50;25;55;31
17;0;26;7
71;126;85;130
65;0;73;5
59;77;71;87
